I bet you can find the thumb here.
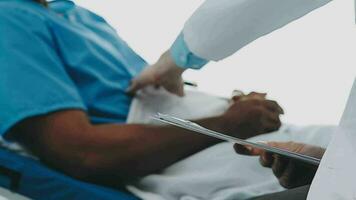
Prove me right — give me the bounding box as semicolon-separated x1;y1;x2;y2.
126;66;160;95
126;79;141;95
165;79;185;97
175;80;185;97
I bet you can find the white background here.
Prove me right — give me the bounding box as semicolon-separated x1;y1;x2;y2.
76;0;356;126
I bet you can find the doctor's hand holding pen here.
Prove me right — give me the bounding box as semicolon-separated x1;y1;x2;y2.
234;142;326;189
127;50;186;96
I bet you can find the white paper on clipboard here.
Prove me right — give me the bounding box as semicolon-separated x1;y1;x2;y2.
155;113;321;166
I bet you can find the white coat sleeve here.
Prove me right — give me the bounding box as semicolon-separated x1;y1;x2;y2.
170;0;333;69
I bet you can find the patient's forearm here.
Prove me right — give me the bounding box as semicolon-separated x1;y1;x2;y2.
84;119;223;182
12;110;225;184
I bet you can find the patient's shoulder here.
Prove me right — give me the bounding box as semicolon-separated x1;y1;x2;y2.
0;1;49;23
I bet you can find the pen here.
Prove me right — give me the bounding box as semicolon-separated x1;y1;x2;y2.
184;81;198;87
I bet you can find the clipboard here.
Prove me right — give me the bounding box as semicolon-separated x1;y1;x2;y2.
154;113;321;166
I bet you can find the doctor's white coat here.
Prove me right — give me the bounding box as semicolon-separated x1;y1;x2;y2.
182;0;333;61
181;1;356;199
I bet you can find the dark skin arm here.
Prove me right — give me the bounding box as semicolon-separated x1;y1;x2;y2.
11;95;283;185
12;110;225;184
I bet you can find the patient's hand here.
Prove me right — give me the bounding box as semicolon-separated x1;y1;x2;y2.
221;93;284;139
231;91;267;102
234;142;325;189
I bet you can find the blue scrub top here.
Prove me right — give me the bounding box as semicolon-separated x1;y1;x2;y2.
0;0;147;137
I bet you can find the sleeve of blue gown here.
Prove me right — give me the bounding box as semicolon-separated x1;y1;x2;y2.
0;9;86;138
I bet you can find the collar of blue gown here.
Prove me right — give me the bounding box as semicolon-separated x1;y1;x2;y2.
0;0;75;13
48;0;75;13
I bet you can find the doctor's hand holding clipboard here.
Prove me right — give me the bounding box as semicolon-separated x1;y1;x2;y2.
234;142;325;189
156;113;325;190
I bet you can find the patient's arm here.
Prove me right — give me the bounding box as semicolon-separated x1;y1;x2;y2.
10;97;282;184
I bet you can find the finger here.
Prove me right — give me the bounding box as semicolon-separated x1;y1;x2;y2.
261;117;281;133
234;144;252;155
231;90;245;101
278;161;297;189
234;144;264;156
264;110;281;123
272;154;289;178
264;100;284;114
165;81;185;97
231;95;243;102
259;151;274;167
126;80;141;95
261;111;281;129
126;77;153;95
176;80;185;97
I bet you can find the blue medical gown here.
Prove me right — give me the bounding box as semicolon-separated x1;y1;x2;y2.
0;0;147;137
